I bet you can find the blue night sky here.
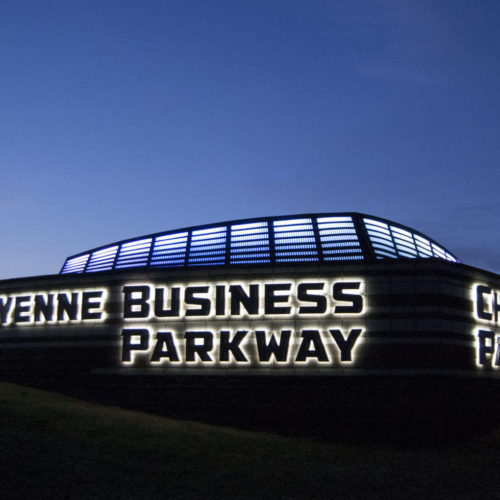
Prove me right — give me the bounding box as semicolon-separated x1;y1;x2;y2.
1;0;499;279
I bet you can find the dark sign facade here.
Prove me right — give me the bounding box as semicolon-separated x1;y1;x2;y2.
0;260;498;379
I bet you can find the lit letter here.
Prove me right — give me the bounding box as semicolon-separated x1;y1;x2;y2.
81;291;103;320
329;328;363;362
295;330;329;362
121;328;150;363
151;331;180;362
255;330;291;362
123;286;150;319
333;282;363;314
154;287;180;317
0;297;12;324
185;287;211;317
215;285;226;316
57;293;79;321
297;283;326;314
14;296;31;323
265;284;291;314
476;285;492;321
185;331;213;362
34;294;54;322
477;330;495;366
220;330;248;362
229;285;259;315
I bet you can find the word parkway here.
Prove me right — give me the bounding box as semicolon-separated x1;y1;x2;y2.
121;328;364;366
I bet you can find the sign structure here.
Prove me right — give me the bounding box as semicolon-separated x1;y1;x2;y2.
0;278;366;374
0;262;498;378
473;284;500;369
0;212;498;380
119;279;365;369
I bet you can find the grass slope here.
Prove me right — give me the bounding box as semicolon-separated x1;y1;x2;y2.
0;381;498;499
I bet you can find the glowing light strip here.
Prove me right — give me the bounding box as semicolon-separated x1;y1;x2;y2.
367;232;393;244
321;236;359;248
275;244;317;250
231;232;269;239
276;252;317;257
327;243;358;252
370;237;394;253
274;230;315;239
155;235;188;242
230;259;270;264
276;257;318;262
191;236;226;245
319;228;357;236
115;262;148;269
446;253;457;262
190;243;226;251
323;249;362;256
61;254;90;273
190;248;226;256
398;250;417;258
90;247;117;258
375;250;397;258
152;245;186;253
317;216;353;223
231;240;269;248
370;240;397;256
231;247;270;254
432;243;446;258
317;223;354;230
150;260;184;267
120;238;152;250
364;218;388;228
325;255;363;260
231;221;268;231
273;218;312;227
231;252;270;258
275;238;316;245
231;227;268;236
192;225;226;234
391;226;412;238
393;239;417;254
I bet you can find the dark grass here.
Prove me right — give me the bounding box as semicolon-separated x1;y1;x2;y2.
0;381;498;499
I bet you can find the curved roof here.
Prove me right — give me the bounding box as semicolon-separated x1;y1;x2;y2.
60;213;459;274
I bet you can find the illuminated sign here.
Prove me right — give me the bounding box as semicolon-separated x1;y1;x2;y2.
120;279;365;369
0;289;107;325
121;327;363;366
122;281;364;319
473;284;500;369
0;279;366;371
474;284;500;325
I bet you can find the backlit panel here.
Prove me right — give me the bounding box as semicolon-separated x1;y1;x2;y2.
60;213;460;273
364;218;398;259
188;226;227;266
317;216;363;261
273;218;318;262
414;234;433;258
150;232;188;268
230;221;270;264
86;246;118;273
115;238;152;269
61;254;89;274
391;226;418;258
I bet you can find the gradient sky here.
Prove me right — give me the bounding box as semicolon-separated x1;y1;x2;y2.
1;0;499;279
